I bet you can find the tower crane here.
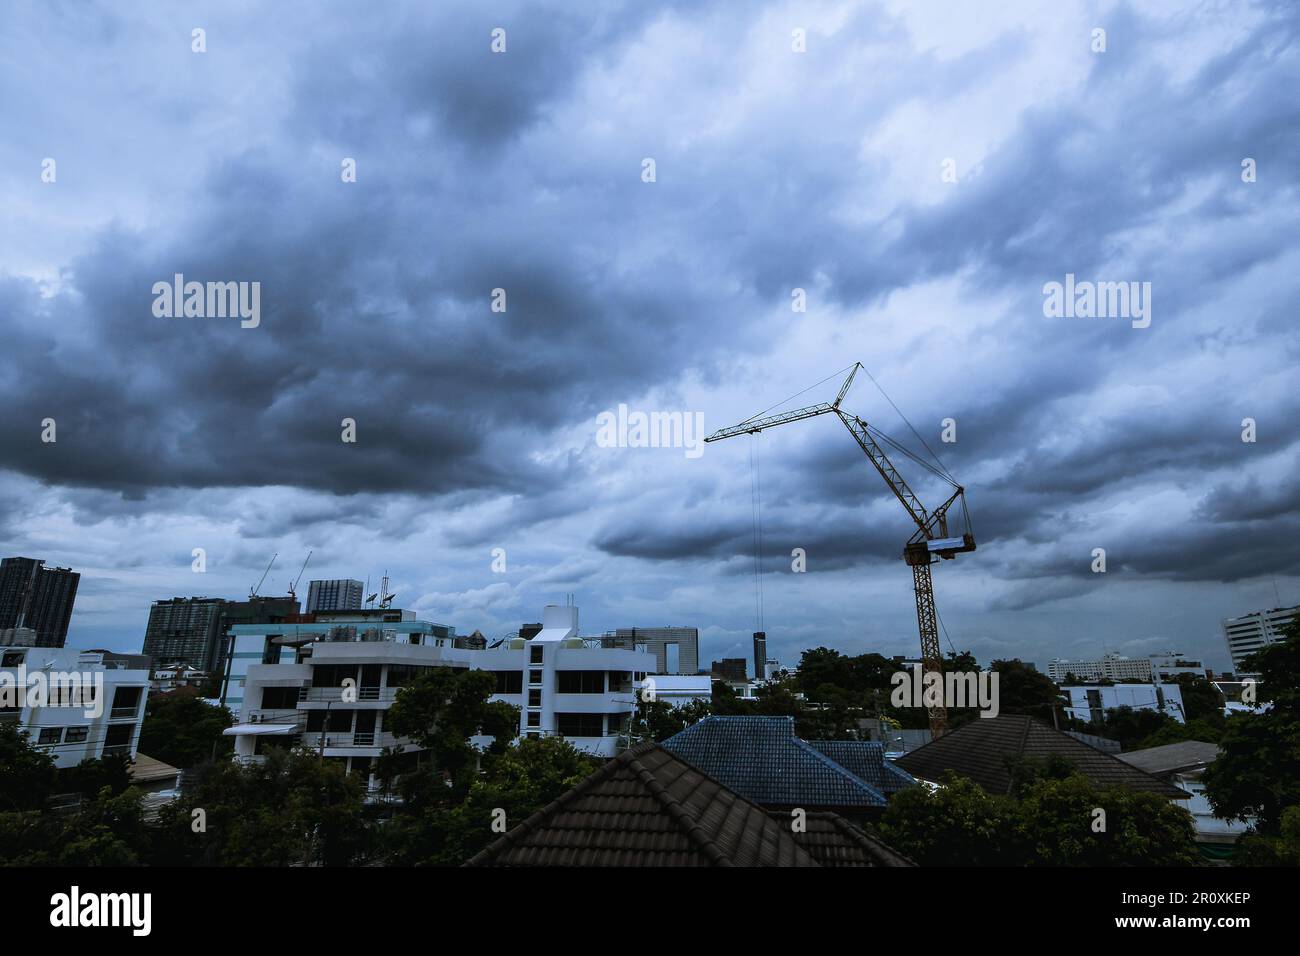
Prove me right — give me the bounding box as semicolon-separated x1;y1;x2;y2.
250;553;278;600
287;550;313;604
704;363;975;736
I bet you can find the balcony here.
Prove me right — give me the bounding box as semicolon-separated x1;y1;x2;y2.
305;731;401;750
298;686;395;703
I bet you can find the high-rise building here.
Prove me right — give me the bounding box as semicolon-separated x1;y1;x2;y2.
143;593;302;673
306;579;364;613
752;631;767;682
1222;605;1299;676
602;626;699;675
142;597;228;671
0;556;80;648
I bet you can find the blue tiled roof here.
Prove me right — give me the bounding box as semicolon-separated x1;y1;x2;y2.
662;716;889;809
807;740;915;794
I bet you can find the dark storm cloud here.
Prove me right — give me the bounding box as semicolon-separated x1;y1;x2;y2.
2;0;1299;661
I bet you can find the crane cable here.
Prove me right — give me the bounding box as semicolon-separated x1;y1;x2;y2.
739;363;858;426
857;364;958;485
749;436;765;634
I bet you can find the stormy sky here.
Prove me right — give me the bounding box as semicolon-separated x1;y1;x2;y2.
2;0;1298;673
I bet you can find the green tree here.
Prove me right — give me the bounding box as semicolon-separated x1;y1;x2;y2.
56;754;133;799
874;773;1016;866
385;669;519;782
1093;705;1183;751
383;736;597;865
0;722;57;811
152;750;369;866
0;787;152;866
1204;616;1300;839
990;659;1064;720
137;687;234;768
1014;774;1199;866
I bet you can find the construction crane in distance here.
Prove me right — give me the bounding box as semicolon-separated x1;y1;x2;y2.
287;550;313;604
250;553;278;599
704;362;975;737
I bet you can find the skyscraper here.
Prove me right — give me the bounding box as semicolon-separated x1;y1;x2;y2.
306;579;364;613
142;597;228;671
0;556;80;648
753;631;767;681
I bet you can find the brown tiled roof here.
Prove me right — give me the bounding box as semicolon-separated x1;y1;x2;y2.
771;811;916;867
465;741;820;866
895;714;1187;799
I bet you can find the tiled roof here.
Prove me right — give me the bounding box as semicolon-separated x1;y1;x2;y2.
895;714;1188;799
773;811;916;867
807;740;915;794
1116;740;1221;777
465;741;819;866
662;716;889;808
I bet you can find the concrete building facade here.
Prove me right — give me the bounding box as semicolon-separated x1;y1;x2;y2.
1047;653;1153;684
1;646;149;768
1221;605;1299;676
602;626;698;675
220;603;656;790
306;579;364;613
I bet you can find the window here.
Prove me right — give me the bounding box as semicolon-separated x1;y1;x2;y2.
260;686;299;709
530;645;544;665
111;686;142;711
526;712;540;728
386;664;420;688
529;669;543;685
494;671;523;694
65;726;89;743
38;727;63;744
556;713;604;737
557;671;604;694
2;651;24;667
528;689;541;707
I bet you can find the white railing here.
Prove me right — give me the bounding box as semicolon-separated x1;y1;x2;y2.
298;686;393;702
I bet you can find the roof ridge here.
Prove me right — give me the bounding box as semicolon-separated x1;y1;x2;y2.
626;754;733;867
823;813;918;867
1008;713;1034;794
463;741;656;866
1023;719;1190;799
792;736;887;801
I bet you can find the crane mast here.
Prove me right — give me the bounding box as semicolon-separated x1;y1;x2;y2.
705;363;975;737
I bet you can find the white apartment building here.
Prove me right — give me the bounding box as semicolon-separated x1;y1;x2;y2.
1221;605;1299;676
475;604;655;758
220;603;656;787
1147;651;1209;681
1047;653;1152;684
0;646;149;768
645;674;713;708
1059;682;1187;725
